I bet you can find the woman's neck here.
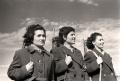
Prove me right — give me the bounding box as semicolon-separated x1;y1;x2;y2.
31;44;44;52
64;42;73;52
95;46;104;55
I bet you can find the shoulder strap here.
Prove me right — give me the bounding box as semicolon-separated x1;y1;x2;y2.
91;50;99;58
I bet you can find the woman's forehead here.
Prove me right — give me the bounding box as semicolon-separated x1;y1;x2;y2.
96;35;103;39
34;30;45;35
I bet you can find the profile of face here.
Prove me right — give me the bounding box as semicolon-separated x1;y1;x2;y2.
92;35;104;50
33;30;46;47
64;31;76;45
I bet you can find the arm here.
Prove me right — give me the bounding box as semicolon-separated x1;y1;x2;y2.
7;50;31;81
84;51;100;73
51;48;68;73
103;53;116;74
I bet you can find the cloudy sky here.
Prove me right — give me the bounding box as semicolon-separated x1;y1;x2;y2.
0;0;120;81
0;0;119;33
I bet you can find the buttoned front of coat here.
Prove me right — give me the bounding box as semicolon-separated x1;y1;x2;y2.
7;46;55;81
51;45;85;81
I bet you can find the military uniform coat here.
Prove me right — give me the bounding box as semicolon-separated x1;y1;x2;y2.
84;48;117;81
7;46;55;81
51;45;85;81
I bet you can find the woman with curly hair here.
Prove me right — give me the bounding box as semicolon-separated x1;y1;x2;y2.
7;24;55;81
84;32;117;81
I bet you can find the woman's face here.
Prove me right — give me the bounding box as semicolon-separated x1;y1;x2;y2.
64;31;76;45
93;35;104;49
33;30;46;47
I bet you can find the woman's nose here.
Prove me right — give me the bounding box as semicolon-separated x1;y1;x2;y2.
73;35;75;37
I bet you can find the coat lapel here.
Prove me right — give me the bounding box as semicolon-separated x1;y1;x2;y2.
93;48;114;72
62;46;83;67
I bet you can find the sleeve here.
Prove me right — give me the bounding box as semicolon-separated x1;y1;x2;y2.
51;48;68;73
48;54;56;81
84;52;99;73
110;60;117;79
7;50;31;81
103;54;117;80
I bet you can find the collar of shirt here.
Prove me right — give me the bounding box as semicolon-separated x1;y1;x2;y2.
28;44;44;54
93;47;105;56
28;44;51;57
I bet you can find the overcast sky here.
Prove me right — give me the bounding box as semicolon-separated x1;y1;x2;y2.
0;0;119;33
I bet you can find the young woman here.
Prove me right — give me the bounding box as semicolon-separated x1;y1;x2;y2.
7;24;55;81
84;32;117;81
51;26;85;81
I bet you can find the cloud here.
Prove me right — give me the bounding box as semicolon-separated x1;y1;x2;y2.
21;18;42;26
0;18;119;48
68;0;99;6
0;18;119;50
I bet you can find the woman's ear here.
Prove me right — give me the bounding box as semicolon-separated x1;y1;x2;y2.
63;35;66;41
92;41;95;45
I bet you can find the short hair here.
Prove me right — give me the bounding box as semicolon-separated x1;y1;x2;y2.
23;24;46;48
59;26;75;44
86;32;102;50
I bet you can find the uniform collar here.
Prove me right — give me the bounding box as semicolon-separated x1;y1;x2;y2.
28;44;44;54
61;45;76;52
93;48;105;56
28;44;51;56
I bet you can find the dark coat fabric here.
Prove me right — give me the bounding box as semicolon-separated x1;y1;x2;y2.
7;46;55;81
51;45;85;81
84;48;117;81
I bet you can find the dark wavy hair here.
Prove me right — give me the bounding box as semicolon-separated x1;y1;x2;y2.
86;32;102;50
59;26;75;44
23;24;46;48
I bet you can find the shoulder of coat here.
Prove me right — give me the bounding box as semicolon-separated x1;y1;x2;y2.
15;48;29;55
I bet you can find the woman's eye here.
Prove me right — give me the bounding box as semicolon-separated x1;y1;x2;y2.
71;34;75;36
100;39;104;41
37;35;41;37
37;34;45;37
42;35;45;37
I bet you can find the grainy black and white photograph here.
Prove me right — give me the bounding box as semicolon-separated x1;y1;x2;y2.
0;0;120;81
